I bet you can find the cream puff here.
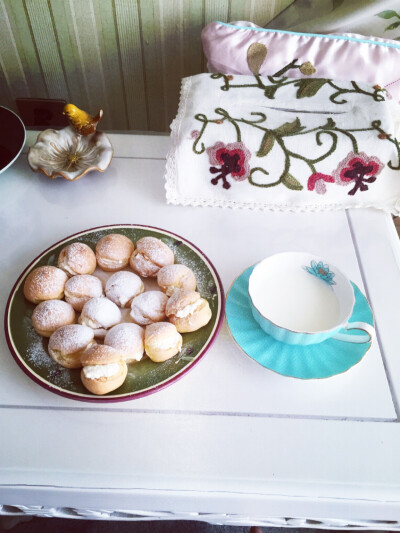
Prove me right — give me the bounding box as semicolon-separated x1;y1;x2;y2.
105;271;144;308
32;299;76;337
145;322;182;362
79;297;121;336
64;274;103;311
104;323;145;363
48;324;95;368
165;290;212;333
80;345;128;395
96;234;134;272
129;236;174;277
58;242;96;276
24;266;68;304
157;264;197;296
130;291;168;326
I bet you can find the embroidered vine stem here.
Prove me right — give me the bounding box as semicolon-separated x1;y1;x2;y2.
326;80;385;104
329;127;358;153
249;167;281;188
192;114;208;154
212;70;386;103
371;119;400;170
249;136;289;188
214;108;242;141
272;59;301;77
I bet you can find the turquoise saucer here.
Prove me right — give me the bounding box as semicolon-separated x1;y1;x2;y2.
226;266;374;379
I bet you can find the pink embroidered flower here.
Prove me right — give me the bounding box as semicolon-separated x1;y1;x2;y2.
206;141;251;189
307;173;334;195
191;130;200;139
332;151;384;196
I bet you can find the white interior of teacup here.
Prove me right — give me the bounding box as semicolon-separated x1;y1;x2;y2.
248;252;355;334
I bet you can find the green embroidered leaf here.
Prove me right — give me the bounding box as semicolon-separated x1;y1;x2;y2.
295;78;327;98
281;173;303;191
386;21;400;30
263;85;278;99
320;117;336;129
257;132;275;157
273;117;305;136
377;10;398;19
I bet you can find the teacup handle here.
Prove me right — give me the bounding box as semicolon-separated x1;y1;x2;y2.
331;321;375;344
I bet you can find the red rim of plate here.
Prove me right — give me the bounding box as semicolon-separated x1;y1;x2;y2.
4;224;225;403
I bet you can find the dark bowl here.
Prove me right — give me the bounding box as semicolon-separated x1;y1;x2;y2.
0;106;26;173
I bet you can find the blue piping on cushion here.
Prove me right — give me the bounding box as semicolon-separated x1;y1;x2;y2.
215;21;400;50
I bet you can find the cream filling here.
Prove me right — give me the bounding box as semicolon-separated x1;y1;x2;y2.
79;316;100;329
150;337;180;351
117;290;141;307
124;349;144;362
59;260;77;276
50;339;95;361
83;363;120;380
99;257;124;268
94;328;107;338
117;295;130;307
134;252;148;263
176;299;202;318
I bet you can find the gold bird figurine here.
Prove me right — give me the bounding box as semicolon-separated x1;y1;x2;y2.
63;104;103;136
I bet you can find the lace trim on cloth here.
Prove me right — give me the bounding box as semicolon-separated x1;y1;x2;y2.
165;77;192;208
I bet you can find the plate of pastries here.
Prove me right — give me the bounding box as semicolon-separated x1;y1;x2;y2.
5;225;224;402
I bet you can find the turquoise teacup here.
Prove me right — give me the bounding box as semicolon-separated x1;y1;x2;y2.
248;252;375;346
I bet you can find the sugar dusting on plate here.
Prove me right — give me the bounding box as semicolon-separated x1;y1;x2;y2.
24;318;76;389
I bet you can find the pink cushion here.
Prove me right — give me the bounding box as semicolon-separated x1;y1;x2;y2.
201;21;400;102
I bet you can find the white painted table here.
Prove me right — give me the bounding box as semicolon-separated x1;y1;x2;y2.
1;132;400;529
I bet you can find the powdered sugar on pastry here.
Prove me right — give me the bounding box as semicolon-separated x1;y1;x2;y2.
157;264;197;295
58;242;96;276
136;237;174;267
24;266;68;303
79;297;122;329
32;299;75;336
96;234;134;271
105;271;144;307
104;323;144;362
49;324;95;354
64;274;103;311
130;237;174;277
144;322;182;362
130;291;168;325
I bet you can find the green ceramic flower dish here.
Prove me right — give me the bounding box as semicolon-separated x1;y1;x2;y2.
5;225;224;402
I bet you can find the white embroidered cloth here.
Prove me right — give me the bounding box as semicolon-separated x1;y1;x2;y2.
165;72;400;213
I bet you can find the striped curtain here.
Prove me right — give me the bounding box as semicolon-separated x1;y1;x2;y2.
0;0;293;132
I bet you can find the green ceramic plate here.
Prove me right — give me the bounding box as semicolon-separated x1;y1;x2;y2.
5;224;225;402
